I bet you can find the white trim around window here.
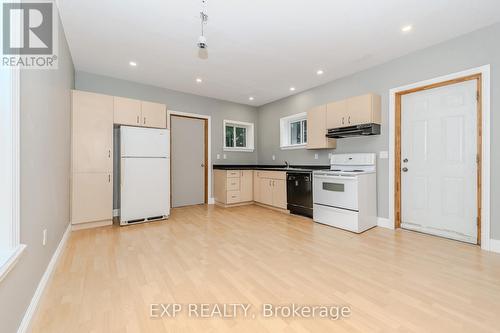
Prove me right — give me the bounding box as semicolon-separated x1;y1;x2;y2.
223;120;255;152
0;66;25;283
280;112;307;150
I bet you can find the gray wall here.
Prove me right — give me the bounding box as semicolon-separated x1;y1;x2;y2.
257;23;500;239
75;72;259;207
0;14;75;333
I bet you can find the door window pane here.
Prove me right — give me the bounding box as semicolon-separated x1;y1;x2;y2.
235;127;246;147
225;126;234;147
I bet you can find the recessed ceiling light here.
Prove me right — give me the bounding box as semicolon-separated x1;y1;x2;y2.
316;69;324;75
289;87;296;91
129;61;137;67
401;25;412;32
249;97;254;101
196;78;203;83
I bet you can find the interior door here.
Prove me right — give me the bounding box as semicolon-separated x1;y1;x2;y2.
401;80;478;243
171;116;206;207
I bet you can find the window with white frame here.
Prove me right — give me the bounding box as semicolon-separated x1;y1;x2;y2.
280;112;307;149
0;65;24;282
223;120;254;152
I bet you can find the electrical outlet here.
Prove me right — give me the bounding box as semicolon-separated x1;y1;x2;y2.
272;154;276;161
328;153;332;159
314;153;319;160
216;154;220;159
42;229;47;246
223;154;227;159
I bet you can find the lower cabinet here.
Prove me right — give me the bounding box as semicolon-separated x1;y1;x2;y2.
214;170;253;205
214;169;286;210
71;172;113;224
254;171;287;209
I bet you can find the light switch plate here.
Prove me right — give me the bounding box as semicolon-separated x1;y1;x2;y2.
216;154;220;160
379;151;389;159
314;153;319;160
223;154;227;159
272;155;276;161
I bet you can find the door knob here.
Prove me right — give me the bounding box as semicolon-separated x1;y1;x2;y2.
201;163;205;167
402;167;408;172
403;158;408;163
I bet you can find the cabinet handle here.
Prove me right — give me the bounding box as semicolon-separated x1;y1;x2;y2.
136;115;139;124
144;117;146;125
108;174;111;183
342;117;344;125
348;116;351;124
108;150;111;158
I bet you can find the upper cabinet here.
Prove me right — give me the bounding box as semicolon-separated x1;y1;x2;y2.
327;93;381;129
307;105;336;149
114;96;142;126
141;101;167;128
114;96;167;129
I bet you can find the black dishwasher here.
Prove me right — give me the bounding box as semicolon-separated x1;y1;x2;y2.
287;171;313;218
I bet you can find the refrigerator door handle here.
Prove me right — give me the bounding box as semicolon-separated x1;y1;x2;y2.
121;160;124;187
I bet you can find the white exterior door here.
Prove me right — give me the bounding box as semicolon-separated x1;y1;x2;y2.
401;80;478;243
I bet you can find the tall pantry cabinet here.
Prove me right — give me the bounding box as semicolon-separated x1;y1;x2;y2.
71;90;114;228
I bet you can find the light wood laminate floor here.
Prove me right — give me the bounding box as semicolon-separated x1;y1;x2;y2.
32;205;500;333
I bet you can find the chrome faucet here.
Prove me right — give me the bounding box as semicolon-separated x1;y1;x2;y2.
284;160;290;169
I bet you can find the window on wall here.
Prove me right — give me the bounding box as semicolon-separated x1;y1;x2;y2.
280;112;307;149
0;66;24;282
223;120;254;152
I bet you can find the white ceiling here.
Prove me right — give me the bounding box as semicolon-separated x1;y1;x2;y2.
58;0;500;106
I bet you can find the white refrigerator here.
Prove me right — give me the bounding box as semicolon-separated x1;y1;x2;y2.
120;126;170;225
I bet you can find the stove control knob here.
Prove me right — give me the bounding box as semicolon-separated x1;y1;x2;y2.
402;167;408;172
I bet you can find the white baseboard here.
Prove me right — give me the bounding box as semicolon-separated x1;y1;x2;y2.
17;223;72;333
208;197;215;205
490;239;500;254
377;217;394;229
113;209;120;217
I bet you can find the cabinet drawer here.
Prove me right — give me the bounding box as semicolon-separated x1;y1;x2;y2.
226;170;241;178
256;170;286;180
226;191;241;204
227;178;240;191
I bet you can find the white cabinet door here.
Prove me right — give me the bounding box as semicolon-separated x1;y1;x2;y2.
71;173;113;224
401;80;478;243
114;96;141;126
141;101;166;128
72;90;113;173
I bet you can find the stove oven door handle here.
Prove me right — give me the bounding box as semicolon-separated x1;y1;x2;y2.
313;174;358;180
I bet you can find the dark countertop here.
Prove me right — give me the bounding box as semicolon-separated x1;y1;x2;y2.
213;164;330;172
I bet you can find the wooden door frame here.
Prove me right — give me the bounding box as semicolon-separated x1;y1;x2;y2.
388;65;491;250
168;111;211;206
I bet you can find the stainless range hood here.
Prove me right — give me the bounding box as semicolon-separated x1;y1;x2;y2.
326;123;380;138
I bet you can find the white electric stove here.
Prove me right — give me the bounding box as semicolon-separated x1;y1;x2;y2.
313;153;377;233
